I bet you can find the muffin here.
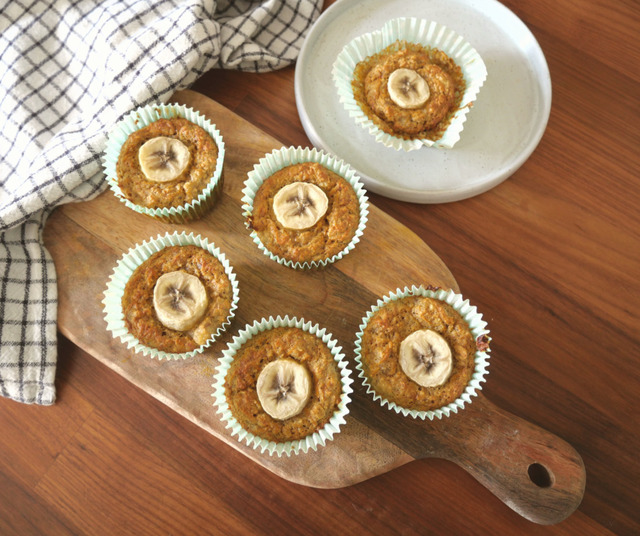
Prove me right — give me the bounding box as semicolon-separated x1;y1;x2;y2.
354;41;465;140
103;103;225;223
354;285;490;420
333;17;487;151
103;231;239;360
213;316;353;456
242;146;368;269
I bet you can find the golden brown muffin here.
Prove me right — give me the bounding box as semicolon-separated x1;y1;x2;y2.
359;295;477;411
116;117;219;209
224;327;342;443
352;40;466;141
248;162;360;264
122;245;233;353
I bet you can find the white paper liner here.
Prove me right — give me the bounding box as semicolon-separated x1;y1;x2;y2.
332;17;487;151
241;146;369;269
102;231;239;360
212;315;354;457
354;285;490;420
102;102;226;222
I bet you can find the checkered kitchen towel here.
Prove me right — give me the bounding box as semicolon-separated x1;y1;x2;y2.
0;0;322;405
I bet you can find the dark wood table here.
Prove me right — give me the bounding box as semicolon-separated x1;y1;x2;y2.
1;1;638;534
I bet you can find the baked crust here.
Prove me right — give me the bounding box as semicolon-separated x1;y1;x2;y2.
116;117;218;209
249;162;360;263
122;245;232;353
224;327;342;443
360;295;477;411
353;41;465;140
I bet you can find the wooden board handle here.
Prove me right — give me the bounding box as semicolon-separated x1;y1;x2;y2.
416;396;586;524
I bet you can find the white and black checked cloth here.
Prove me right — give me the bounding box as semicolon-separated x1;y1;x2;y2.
0;0;322;405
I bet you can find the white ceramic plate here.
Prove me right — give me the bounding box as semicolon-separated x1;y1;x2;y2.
294;0;552;203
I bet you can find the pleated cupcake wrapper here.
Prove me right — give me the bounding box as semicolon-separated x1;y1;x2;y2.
212;315;354;457
354;285;491;420
102;102;226;223
241;146;369;270
102;231;239;360
332;17;488;151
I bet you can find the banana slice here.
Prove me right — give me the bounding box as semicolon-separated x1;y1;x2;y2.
399;329;453;387
387;68;431;109
138;136;190;182
272;181;329;230
256;358;312;420
153;271;208;331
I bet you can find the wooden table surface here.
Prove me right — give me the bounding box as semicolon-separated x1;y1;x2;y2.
1;0;638;534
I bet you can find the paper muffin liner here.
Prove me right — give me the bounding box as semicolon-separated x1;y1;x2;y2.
102;231;239;360
354;285;490;420
332;17;487;151
102;102;226;223
241;146;369;269
212;315;354;457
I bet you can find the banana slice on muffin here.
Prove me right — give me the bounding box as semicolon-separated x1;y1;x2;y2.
399;329;452;387
272;181;329;230
257;358;312;420
153;271;208;331
138;136;191;182
387;68;431;109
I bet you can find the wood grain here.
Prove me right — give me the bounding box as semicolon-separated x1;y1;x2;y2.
1;0;638;534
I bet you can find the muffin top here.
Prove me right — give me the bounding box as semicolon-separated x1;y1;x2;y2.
359;294;478;412
122;245;233;354
352;40;466;141
248;162;360;264
224;326;342;443
116;117;219;209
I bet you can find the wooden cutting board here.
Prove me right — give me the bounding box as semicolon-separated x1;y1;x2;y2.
43;89;585;525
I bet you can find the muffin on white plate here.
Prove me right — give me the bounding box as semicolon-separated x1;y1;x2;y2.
333;17;487;151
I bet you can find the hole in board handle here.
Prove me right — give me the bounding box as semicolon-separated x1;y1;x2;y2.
528;462;554;488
